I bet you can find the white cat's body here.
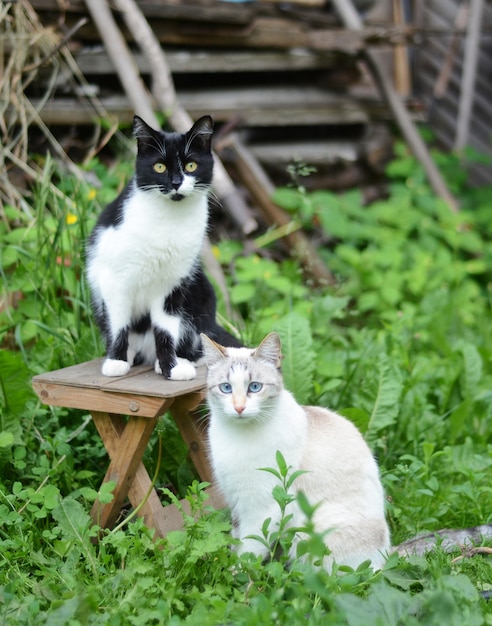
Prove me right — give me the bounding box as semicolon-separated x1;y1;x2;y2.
87;184;208;378
203;334;390;571
209;387;308;556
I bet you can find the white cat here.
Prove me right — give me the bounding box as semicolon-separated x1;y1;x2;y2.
201;332;391;571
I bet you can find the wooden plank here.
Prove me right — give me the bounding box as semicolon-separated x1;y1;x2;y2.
32;360;207;398
103;365;207;398
74;48;341;75
34;13;311;50
32;381;174;417
141;17;309;49
29;89;382;126
223;138;336;287
179;86;371;123
251;140;360;164
30;0;256;24
31;358;148;391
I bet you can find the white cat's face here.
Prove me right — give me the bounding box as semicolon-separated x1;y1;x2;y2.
211;360;270;421
202;335;283;424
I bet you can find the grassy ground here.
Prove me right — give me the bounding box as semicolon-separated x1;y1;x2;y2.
1;143;491;625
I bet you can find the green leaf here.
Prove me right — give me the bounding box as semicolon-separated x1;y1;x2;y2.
97;480;116;504
51;497;99;576
455;341;482;400
336;581;412;626
365;353;402;441
271;187;304;212
449;399;472;443
285;469;308;491
0;431;14;448
275;312;314;404
230;283;256;305
0;349;34;415
275;450;288;477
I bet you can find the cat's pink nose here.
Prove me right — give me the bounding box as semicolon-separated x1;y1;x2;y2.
234;404;245;415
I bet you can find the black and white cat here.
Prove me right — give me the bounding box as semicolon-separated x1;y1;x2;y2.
87;115;240;380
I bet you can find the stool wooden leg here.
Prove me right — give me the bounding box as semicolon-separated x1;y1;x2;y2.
91;411;178;537
169;392;213;483
90;411;158;530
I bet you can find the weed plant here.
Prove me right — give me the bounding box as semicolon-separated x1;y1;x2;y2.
1;142;491;624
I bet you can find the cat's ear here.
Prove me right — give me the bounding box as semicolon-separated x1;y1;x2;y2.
133;116;161;154
186;116;213;152
201;333;227;366
254;333;282;369
133;115;157;139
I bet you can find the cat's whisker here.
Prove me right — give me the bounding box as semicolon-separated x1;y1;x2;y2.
194;413;211;438
139;185;164;200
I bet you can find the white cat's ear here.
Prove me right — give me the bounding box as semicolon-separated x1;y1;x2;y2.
254;333;282;368
201;333;227;366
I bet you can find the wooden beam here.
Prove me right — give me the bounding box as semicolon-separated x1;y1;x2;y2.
26;87;389;127
73;48;342;75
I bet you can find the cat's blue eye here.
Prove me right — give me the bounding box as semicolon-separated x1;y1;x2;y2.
248;382;263;393
219;382;232;394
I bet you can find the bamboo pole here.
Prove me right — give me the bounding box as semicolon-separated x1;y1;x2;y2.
84;0;156;125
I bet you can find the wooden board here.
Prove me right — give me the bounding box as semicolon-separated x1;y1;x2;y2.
32;360;208;418
28;87;386;126
30;0;257;24
73;48;342;75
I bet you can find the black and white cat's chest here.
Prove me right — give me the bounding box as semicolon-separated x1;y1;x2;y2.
89;188;209;288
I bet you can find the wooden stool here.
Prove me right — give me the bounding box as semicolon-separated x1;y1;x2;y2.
32;359;221;537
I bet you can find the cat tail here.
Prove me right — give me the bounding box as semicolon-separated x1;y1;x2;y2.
394;523;492;557
206;323;242;348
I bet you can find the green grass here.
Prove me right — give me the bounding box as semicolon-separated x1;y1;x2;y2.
1;141;491;624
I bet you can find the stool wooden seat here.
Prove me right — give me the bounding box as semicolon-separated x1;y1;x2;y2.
32;359;221;537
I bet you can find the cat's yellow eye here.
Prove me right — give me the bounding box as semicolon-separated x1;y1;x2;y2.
185;161;198;173
153;162;167;173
